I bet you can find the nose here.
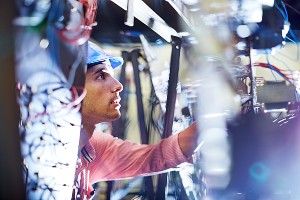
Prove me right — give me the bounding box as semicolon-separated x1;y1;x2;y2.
113;78;123;93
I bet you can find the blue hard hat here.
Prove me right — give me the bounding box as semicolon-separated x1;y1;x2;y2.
87;41;124;69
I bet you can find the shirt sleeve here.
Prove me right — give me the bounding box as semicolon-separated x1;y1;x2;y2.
88;130;189;184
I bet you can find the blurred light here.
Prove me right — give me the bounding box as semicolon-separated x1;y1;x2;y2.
178;31;190;37
181;0;199;6
237;23;258;38
241;1;263;23
155;39;164;45
237;25;251;38
264;108;287;113
257;0;274;7
203;196;214;200
203;112;226;118
187;36;198;44
282;21;290;38
249;162;271;182
200;128;231;173
236;41;246;51
40;39;49;49
125;0;134;26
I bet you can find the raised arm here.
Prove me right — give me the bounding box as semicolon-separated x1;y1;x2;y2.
177;122;199;158
87;130;189;183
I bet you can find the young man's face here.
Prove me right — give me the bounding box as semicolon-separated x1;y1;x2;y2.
81;60;123;124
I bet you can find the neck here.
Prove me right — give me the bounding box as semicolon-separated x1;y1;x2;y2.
79;121;95;148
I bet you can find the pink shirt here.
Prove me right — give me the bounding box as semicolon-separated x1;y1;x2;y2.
75;130;189;199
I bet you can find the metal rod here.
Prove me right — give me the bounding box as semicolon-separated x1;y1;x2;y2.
111;0;179;42
125;0;135;26
155;35;182;200
130;49;155;199
131;49;149;144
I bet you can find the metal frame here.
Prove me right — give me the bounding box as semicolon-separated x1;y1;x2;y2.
156;35;182;200
110;0;180;42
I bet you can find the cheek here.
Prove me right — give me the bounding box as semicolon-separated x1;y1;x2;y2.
82;92;104;118
84;85;108;107
83;80;112;109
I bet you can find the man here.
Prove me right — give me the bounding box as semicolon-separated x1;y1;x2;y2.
73;41;199;199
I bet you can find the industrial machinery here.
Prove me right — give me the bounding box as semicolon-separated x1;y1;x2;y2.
7;0;300;199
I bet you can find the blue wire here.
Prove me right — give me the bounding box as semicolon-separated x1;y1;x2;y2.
275;1;299;43
266;53;294;85
271;53;293;82
274;0;288;21
288;29;299;43
286;36;297;44
281;0;289;21
265;53;279;82
281;1;299;43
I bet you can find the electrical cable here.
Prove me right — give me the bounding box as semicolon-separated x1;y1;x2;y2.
270;53;294;76
20;84;86;124
253;62;292;83
274;0;299;44
57;0;98;45
266;53;280;82
274;0;288;21
66;48;85;88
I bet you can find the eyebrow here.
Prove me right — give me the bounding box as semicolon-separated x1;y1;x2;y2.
92;66;114;77
92;67;106;75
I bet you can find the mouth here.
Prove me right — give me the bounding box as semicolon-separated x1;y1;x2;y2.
111;98;121;105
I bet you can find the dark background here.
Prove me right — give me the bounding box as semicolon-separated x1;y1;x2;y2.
92;0;300;45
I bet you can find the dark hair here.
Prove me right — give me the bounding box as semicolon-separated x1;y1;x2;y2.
87;61;104;69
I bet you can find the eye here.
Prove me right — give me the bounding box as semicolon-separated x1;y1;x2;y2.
97;72;105;80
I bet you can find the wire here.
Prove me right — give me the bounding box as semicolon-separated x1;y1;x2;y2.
274;0;299;43
286;36;297;44
270;53;293;75
274;0;288;21
66;48;85;88
266;53;280;82
254;62;287;80
271;112;283;123
57;0;98;45
253;62;299;86
18;82;85;199
280;0;289;21
19;83;86;124
287;28;299;43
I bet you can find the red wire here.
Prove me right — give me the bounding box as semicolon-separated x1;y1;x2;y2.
57;0;98;45
253;62;291;81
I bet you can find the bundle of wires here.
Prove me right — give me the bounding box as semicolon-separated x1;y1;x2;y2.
57;0;98;45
